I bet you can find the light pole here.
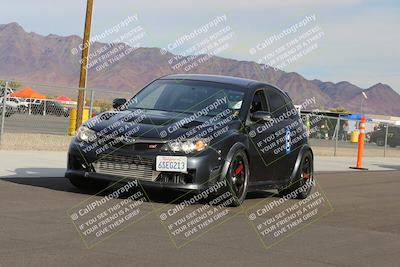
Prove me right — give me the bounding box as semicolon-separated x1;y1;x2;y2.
76;0;94;130
360;91;368;114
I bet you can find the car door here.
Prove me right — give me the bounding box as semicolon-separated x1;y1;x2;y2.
246;89;277;182
265;86;299;181
388;126;400;147
47;101;57;115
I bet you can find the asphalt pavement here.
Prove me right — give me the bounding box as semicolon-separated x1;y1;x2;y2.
0;151;399;266
3;114;68;135
1;151;399;178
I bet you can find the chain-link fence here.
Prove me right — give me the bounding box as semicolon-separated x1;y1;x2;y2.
1;79;400;157
0;80;133;150
301;113;400;158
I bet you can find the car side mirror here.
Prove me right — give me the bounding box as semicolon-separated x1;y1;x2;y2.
251;111;274;122
112;98;127;109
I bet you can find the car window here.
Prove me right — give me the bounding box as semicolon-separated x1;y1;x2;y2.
128;80;245;116
266;88;287;117
250;90;268;114
283;93;295;111
283;93;298;118
136;84;165;109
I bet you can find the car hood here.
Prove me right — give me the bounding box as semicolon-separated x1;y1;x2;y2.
86;109;239;140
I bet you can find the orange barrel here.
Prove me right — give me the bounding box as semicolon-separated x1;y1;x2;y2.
355;117;366;169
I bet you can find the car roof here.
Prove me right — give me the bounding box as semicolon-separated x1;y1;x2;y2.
160;74;265;88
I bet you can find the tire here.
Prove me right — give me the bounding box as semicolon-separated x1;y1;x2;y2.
376;138;385;146
69;175;110;192
224;150;249;206
279;150;314;199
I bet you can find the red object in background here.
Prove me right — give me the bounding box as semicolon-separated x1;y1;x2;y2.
56;95;72;102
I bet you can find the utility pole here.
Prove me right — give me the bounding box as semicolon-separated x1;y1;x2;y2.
76;0;94;130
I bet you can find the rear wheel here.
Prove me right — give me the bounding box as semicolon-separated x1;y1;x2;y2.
18;106;27;113
279;150;314;199
376;138;385;146
224;150;249;206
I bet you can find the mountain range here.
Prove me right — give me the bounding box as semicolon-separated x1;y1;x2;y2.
1;22;399;116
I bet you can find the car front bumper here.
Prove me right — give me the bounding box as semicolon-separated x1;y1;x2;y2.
66;138;226;192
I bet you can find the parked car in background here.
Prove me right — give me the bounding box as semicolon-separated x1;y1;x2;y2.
49;101;69;117
0;97;29;111
30;100;69;117
26;99;43;114
369;126;400;147
0;97;17;109
26;98;43;105
7;97;29;112
0;105;15;117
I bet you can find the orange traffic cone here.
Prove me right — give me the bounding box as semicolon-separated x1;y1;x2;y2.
350;117;369;170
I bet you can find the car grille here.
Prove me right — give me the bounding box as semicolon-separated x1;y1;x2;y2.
107;139;165;151
93;154;160;181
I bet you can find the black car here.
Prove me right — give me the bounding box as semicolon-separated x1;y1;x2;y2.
30;100;69;117
369;126;400;147
66;74;314;206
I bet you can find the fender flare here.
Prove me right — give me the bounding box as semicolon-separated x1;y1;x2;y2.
219;143;248;182
288;144;314;183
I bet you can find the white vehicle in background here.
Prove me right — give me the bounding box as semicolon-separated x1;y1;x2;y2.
25;98;43;114
0;98;17;116
25;99;43;105
0;97;16;109
0;97;30;112
9;97;29;112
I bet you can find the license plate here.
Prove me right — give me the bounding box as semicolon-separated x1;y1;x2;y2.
156;156;187;172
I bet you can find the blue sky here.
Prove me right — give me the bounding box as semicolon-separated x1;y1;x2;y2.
0;0;399;93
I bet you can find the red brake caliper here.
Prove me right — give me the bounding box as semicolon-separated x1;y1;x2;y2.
235;163;244;175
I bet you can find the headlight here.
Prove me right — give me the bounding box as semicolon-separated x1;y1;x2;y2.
162;139;208;153
76;126;97;142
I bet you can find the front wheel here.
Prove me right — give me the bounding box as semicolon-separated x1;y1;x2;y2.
389;144;397;148
279;150;314;199
224;150;249;206
18;106;27;113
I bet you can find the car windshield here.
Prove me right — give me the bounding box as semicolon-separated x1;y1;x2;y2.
127;79;245;116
